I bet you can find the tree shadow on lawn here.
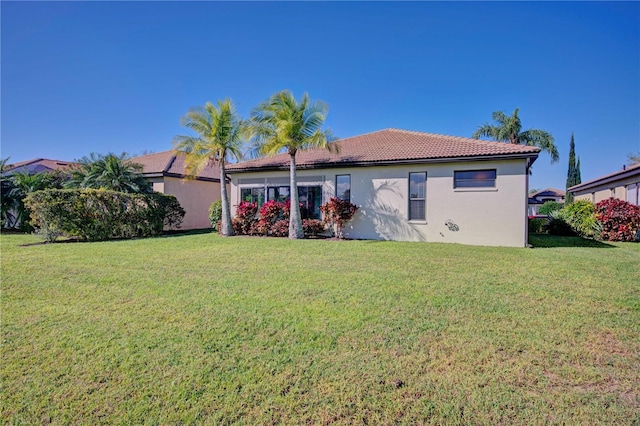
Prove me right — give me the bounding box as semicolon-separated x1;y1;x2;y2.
528;234;616;249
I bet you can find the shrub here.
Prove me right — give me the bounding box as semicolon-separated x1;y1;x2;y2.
208;200;223;230
303;219;326;237
538;201;563;216
320;198;358;239
528;217;547;234
595;198;640;242
232;201;258;235
259;200;283;224
563;200;601;239
545;210;575;236
24;189;184;242
270;220;289;237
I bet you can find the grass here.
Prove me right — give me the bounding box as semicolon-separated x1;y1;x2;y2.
1;232;639;424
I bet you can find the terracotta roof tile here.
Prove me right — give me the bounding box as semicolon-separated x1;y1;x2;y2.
131;150;222;181
5;158;79;173
531;188;565;198
227;128;540;172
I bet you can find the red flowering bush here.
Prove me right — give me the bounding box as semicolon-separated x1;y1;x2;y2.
270;219;289;237
233;201;258;235
320;197;358;239
595;198;640;242
259;200;283;223
303;219;326;237
281;199;306;220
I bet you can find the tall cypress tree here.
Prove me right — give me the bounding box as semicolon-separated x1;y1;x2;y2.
565;133;579;204
576;156;581;185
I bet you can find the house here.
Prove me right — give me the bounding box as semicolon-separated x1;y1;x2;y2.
131;151;225;230
3;158;78;175
568;162;640;206
225;129;540;247
527;188;565;216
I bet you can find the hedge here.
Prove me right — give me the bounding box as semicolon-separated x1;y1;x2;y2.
24;189;185;242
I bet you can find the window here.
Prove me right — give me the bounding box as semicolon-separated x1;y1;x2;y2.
267;186;290;202
336;175;351;202
240;184;321;218
240;187;265;206
409;172;426;221
298;186;323;219
454;169;497;188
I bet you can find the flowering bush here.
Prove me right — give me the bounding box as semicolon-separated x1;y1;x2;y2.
595;198;640;242
259;200;283;223
282;199;307;220
303;219;326;237
320;197;358;238
270;219;289;237
232;201;258;235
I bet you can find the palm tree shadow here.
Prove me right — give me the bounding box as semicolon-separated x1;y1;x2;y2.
346;179;426;241
528;234;615;248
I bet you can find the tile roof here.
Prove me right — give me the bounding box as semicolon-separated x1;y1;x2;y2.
131;150;222;181
531;188;565;198
5;158;79;174
569;162;640;193
226;128;540;172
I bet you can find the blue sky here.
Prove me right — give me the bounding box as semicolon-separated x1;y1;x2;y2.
2;1;638;191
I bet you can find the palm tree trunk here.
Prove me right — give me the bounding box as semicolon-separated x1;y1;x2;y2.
219;160;234;237
288;154;304;239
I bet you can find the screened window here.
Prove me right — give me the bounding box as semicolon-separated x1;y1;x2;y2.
240;187;265;206
336;175;351;202
454;169;496;188
267;186;290;202
409;172;426;221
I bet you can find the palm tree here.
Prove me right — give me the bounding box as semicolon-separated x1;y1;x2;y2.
173;99;247;237
472;108;559;163
250;90;336;239
68;153;150;193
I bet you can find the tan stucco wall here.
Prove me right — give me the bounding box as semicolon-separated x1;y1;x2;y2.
572;174;640;204
229;159;530;247
160;177;224;230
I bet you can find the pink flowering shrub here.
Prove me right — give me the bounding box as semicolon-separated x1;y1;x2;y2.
595;198;640;242
320;197;358;239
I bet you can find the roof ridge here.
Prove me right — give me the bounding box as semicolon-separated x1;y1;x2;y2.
386;128;536;148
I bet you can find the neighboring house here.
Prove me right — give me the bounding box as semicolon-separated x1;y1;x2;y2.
226;129;540;247
569;162;640;206
527;188;565;216
131;151;224;230
3;158;78;175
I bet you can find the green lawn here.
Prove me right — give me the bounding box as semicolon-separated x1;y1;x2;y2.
2;233;639;425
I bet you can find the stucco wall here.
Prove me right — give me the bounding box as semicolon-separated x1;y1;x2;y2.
161;177;223;230
229;159;530;247
572;173;640;205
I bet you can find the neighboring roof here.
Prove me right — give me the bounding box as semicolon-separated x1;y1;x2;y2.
531;188;565;198
4;158;78;175
131;150;222;182
568;162;640;193
226;128;540;172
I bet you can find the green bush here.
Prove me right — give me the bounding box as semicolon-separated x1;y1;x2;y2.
538;201;563;215
528;217;547;234
563;200;601;239
25;189;185;242
545;210;576;236
209;200;223;231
